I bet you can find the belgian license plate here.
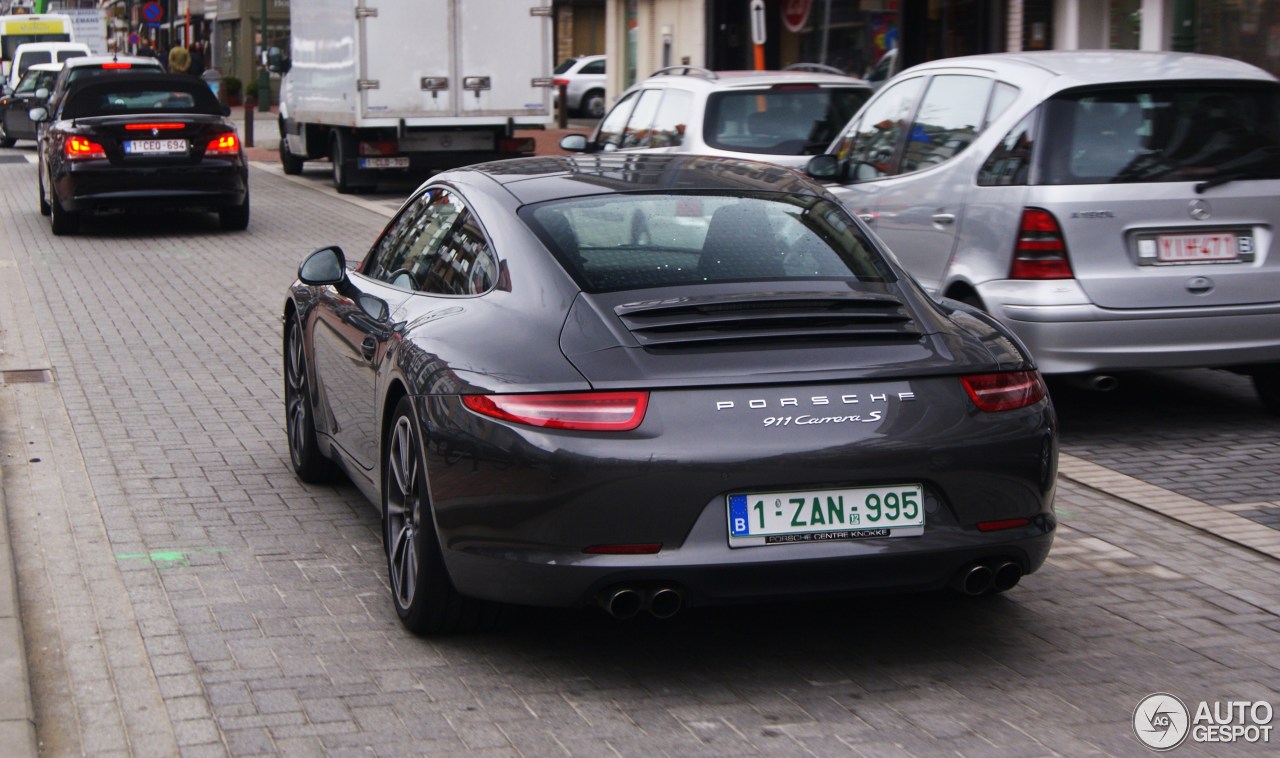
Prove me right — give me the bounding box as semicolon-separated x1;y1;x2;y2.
125;139;187;155
359;156;410;169
1153;232;1245;263
727;484;924;547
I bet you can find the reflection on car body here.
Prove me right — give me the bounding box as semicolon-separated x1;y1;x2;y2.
283;153;1058;636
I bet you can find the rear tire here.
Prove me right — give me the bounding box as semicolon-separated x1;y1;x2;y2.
280;134;304;175
1253;368;1280;415
330;130;356;193
284;315;331;483
37;167;50;216
384;396;500;635
49;182;79;236
581;89;605;119
0;119;14;148
219;193;250;231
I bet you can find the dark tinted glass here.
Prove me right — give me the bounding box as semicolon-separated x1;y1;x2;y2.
979;112;1038;187
62;82;222;117
522;192;894;293
1039;83;1280;185
704;87;869;155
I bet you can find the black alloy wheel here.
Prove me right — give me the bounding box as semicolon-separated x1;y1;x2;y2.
0;119;15;148
284;315;330;482
37;162;50;216
330;130;354;193
383;396;499;635
49;171;78;236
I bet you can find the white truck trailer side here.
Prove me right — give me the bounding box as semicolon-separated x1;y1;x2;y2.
275;0;553;192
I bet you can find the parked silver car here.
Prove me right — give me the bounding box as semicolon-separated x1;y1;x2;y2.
809;51;1280;412
561;65;871;170
553;54;607;118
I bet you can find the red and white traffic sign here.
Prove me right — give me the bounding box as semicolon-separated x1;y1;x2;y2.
783;0;812;33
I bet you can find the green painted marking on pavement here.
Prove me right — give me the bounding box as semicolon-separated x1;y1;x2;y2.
115;547;233;569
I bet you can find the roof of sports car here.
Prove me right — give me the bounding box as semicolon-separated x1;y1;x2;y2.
462;154;825;204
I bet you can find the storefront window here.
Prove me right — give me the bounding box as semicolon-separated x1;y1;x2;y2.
1196;0;1280;79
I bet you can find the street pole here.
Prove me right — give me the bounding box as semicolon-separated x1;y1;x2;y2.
258;0;270;112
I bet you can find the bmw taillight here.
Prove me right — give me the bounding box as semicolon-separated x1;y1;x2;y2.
462;391;649;431
65;136;107;160
206;133;240;155
1010;208;1073;279
961;371;1047;412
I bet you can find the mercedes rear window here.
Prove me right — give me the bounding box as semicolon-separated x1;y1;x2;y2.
704;87;869;156
521;192;895;293
1038;83;1280;185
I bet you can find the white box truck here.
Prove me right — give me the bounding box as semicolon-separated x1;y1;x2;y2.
272;0;554;192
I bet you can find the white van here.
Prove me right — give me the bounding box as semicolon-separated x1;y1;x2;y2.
5;41;89;90
0;12;75;79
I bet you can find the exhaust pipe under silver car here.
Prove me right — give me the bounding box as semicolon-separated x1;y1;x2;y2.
1064;374;1120;392
599;587;643;619
992;561;1024;592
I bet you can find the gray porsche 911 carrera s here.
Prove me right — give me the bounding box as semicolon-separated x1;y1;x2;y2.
283;153;1058;635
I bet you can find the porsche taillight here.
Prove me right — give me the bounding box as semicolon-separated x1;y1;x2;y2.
65;136;107;160
1011;208;1073;280
206;133;240;155
462;391;649;431
960;371;1047;412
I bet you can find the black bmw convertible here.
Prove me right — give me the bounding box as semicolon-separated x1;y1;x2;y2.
31;72;249;235
283;154;1058;635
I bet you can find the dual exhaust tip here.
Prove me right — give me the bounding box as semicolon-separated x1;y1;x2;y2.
952;560;1024;596
598;586;683;619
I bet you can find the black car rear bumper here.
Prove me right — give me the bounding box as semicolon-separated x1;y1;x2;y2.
55;163;246;212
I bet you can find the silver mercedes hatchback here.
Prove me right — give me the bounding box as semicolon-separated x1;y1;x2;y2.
809;51;1280;412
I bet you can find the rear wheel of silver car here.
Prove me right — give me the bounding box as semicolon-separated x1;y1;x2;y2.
1253;368;1280;415
280;135;304;175
49;178;79;236
219;192;250;231
384;396;498;635
284;315;330;483
582;89;605;119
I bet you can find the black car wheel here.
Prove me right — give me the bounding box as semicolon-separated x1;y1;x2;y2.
384;396;498;635
280;134;304;175
582;89;605;119
37;164;50;216
0;120;14;149
219;192;250;231
284;315;330;482
49;177;79;236
330;130;355;194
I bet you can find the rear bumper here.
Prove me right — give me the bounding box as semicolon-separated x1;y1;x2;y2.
56;162;247;212
978;281;1280;374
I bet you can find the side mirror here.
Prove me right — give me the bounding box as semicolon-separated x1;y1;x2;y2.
559;133;589;153
806;154;840;180
28;106;49;123
34;87;48;100
298;245;347;286
357;293;389;323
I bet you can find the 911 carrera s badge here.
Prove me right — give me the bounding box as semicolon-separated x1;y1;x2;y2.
715;391;915;427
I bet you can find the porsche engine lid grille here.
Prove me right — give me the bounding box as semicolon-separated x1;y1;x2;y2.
614;293;922;348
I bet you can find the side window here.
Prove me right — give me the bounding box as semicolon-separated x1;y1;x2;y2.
899;75;993;173
978;111;1038;187
836;76;925;180
363;188;464;290
986;82;1019;126
620;89;663;149
648;89;692;147
581;59;605;75
596;90;638;148
421;210;498;295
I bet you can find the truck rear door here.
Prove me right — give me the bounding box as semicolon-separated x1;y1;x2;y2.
361;0;454;117
456;1;551;117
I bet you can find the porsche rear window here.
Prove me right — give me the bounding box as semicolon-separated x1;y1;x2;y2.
521;192;894;293
1037;83;1280;184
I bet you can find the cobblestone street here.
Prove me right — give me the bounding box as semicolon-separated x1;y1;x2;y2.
1;153;1277;756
